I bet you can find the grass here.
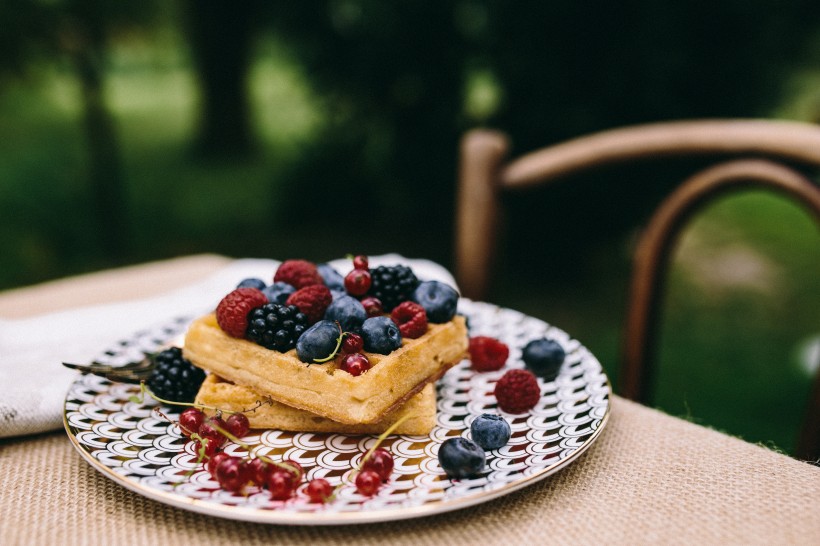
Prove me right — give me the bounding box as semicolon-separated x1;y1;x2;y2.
1;38;818;456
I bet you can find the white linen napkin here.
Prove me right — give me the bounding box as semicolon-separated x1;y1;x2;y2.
0;254;457;439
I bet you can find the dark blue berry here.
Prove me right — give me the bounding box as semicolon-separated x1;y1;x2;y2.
317;263;345;291
296;320;341;363
470;413;511;450
438;437;485;479
262;282;296;304
360;316;402;354
411;280;459;323
324;295;367;332
522;338;566;379
246;303;307;351
237;277;266;290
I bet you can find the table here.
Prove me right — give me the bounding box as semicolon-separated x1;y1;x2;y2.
2;255;818;545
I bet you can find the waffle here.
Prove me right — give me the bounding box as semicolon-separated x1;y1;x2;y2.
183;313;468;424
195;375;436;435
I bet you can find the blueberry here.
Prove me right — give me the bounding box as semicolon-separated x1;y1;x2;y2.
360;316;402;354
324;295;367;332
262;282;296;304
296;320;341;363
317;263;345;291
438;437;485;479
522;338;566;379
470;414;511;450
237;277;266;290
411;281;459;323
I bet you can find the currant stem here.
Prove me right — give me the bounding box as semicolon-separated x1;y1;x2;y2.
356;412;414;471
312;322;345;363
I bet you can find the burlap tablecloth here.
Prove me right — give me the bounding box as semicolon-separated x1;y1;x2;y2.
2;255;819;545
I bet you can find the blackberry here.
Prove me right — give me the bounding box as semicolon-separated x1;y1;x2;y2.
146;347;206;404
367;265;420;312
245;303;308;351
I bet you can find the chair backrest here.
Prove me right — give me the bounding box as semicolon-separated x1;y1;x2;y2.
454;119;820;461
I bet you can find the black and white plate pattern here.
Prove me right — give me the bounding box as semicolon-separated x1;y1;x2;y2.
63;299;611;524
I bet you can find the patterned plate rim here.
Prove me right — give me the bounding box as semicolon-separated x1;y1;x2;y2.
63;300;612;525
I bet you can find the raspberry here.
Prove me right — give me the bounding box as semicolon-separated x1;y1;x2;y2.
286;284;332;324
494;369;541;413
390;301;428;338
468;336;509;372
273;259;323;289
216;287;268;338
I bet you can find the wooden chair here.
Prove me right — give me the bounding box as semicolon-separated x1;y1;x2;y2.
454;120;820;461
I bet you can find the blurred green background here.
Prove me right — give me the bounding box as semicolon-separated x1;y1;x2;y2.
1;1;819;455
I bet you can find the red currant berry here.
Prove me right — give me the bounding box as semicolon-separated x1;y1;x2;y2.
246;458;269;486
361;448;394;482
355;470;382;496
344;269;371;297
267;469;296;501
342;333;364;354
193;436;220;460
199;417;228;447
305;478;334;503
360;296;383;317
352;255;369;270
215;456;248;493
225;412;250;438
207;451;230;476
178;408;205;438
340;353;371;376
280;459;304;483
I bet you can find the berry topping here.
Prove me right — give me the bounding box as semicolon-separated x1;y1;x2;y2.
146;347;206;404
390;301;428;339
178;407;205;438
352;255;369;270
286;284;333;324
216;287;268;338
341;332;364;354
470;413;511;450
224;412;250;438
411;280;459;323
262;282;296;304
494;369;540;413
273;259;323;289
339;352;371;376
317;263;345;291
438;437;486;479
237;277;266;290
361;448;394;481
367;265;420;312
360;316;402;354
245;303;308;352
522;338;566;380
355;469;382;496
215;456;249;493
324;295;367;332
468;336;509;372
344;268;372;297
305;478;334;503
296;320;342;363
360;296;383;317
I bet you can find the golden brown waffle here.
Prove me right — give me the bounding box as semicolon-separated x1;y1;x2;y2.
195;375;436;435
183;314;467;424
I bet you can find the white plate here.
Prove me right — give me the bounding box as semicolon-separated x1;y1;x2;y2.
63;299;611;525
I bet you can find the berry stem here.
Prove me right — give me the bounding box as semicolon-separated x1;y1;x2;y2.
311;322;345;364
356;412;414;471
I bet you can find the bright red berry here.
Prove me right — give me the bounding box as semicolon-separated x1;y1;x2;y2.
355;470;382;496
286;284;332;324
494;369;541;413
352;255;369;270
305;478;334;503
215;456;248;493
267;469;296;501
469;336;510;372
345;269;372;297
280;459;304;483
245;457;268;486
360;296;383;317
391;301;428;339
342;332;364;354
199;417;228;447
340;353;371;376
193;436;220;461
273;259;323;289
216;287;267;338
361;448;394;482
178;407;205;438
225;412;250;438
206;451;229;476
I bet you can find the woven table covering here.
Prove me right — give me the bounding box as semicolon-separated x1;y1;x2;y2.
1;255;819;545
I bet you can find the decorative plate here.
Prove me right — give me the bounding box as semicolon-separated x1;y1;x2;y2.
63;299;611;525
